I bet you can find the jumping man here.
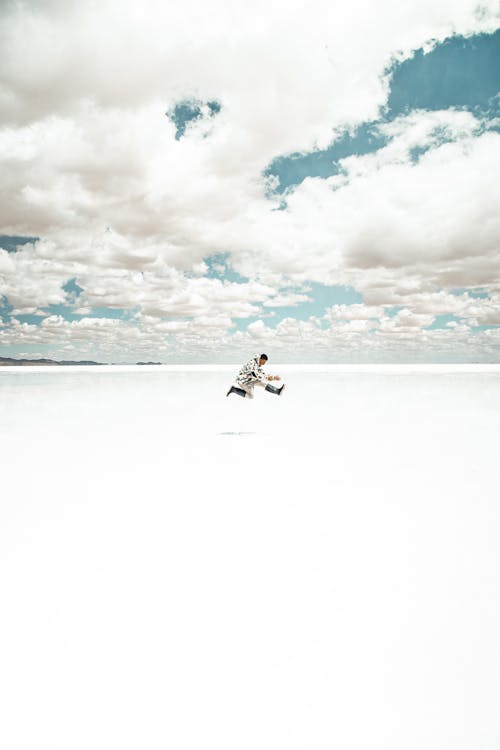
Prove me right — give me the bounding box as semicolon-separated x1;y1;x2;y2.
226;353;285;398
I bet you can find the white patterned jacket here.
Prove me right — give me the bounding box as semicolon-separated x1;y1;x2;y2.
235;355;268;386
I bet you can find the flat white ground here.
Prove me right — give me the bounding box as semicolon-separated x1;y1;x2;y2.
1;365;499;750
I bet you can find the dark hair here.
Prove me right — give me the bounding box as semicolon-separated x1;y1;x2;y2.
260;353;268;361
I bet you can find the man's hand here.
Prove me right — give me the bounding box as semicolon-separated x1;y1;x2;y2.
267;375;281;381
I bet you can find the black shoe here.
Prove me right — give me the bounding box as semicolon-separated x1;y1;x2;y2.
265;382;285;395
227;386;246;398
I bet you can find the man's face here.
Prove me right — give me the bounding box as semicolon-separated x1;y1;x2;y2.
258;357;267;366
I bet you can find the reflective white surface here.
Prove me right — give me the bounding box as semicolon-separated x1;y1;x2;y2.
1;366;499;749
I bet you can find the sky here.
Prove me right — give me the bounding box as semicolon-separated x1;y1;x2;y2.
0;0;499;363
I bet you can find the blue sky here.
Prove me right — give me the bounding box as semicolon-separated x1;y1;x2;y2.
266;30;500;194
0;1;499;362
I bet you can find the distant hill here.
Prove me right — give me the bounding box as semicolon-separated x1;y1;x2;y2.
0;357;163;366
0;356;104;366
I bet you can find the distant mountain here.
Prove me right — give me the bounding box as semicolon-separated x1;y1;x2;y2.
0;356;104;366
0;357;164;366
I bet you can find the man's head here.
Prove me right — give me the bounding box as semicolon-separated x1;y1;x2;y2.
258;353;268;366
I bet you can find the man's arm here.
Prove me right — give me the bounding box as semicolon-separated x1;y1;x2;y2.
254;365;278;383
254;361;281;382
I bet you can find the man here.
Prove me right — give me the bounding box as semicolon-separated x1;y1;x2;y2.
226;353;285;398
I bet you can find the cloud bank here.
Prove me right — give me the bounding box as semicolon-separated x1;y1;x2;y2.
1;0;499;361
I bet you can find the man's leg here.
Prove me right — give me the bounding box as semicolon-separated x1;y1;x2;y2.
226;382;254;398
254;380;285;395
226;385;247;397
264;381;285;395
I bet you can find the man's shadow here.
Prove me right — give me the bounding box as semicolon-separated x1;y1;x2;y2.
218;431;257;436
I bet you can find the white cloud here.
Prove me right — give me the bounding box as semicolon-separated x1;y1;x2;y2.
1;0;499;360
234;119;500;307
325;304;385;321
